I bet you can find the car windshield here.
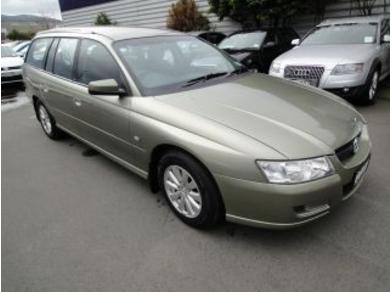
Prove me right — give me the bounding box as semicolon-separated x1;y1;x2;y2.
1;46;17;57
301;23;378;45
218;32;266;50
114;36;242;95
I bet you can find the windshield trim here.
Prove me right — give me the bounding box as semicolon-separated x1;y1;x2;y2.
113;35;244;96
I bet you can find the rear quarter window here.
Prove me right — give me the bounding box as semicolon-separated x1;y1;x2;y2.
26;38;53;69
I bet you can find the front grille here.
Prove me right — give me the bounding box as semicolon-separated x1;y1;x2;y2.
335;133;361;162
1;75;23;82
284;65;325;87
8;66;21;70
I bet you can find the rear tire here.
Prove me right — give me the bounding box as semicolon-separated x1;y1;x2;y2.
157;150;224;228
35;100;65;140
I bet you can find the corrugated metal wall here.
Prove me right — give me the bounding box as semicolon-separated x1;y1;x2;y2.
292;0;389;36
61;0;241;34
61;0;389;36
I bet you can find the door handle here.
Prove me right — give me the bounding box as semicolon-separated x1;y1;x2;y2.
74;98;82;107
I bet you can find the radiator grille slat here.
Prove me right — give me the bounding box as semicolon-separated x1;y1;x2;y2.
284;66;325;87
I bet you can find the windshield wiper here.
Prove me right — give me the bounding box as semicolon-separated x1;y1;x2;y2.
183;72;229;87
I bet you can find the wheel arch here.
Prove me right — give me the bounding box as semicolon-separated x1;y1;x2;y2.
148;144;225;211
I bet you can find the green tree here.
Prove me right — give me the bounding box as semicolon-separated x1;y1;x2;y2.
167;0;210;32
7;29;35;41
208;0;329;28
94;12;115;25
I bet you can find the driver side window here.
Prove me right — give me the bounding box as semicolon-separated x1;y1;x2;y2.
75;39;126;91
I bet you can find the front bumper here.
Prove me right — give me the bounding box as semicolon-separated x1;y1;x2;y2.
1;69;23;84
215;127;371;229
270;68;368;97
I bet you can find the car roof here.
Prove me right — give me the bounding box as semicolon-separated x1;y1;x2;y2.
37;26;184;41
319;14;389;26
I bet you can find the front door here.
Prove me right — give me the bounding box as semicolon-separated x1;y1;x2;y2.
71;38;135;165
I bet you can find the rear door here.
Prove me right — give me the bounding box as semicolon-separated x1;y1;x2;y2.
43;37;80;132
71;38;134;164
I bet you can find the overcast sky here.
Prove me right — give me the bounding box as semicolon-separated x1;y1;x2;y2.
2;0;62;20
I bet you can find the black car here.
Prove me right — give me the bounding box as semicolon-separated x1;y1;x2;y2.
218;28;299;73
197;32;226;45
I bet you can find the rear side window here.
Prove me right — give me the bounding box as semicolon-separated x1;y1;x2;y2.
26;38;52;69
45;38;59;72
75;39;125;88
53;38;79;79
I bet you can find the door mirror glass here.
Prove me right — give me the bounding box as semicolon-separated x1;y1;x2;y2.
88;79;126;96
263;41;276;48
383;34;390;43
291;38;300;46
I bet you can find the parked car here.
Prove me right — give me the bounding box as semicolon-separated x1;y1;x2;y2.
269;15;390;104
24;27;371;229
1;45;24;84
13;40;31;58
219;27;299;72
197;31;226;45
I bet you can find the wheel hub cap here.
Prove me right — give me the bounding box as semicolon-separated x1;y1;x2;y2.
163;165;202;218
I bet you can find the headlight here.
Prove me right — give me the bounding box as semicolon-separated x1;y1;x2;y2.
331;63;364;75
269;62;281;74
257;157;334;184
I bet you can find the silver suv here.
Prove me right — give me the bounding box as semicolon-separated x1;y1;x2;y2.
269;15;390;104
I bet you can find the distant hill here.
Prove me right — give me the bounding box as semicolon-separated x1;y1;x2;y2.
2;14;61;24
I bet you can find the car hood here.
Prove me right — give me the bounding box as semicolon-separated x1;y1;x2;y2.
1;57;24;68
157;74;364;159
275;44;376;69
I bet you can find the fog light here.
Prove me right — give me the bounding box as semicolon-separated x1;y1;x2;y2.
343;87;350;93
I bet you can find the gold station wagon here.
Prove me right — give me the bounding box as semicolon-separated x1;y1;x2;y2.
23;27;371;229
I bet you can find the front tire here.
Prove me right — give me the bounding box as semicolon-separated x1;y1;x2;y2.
157;150;224;228
361;68;380;105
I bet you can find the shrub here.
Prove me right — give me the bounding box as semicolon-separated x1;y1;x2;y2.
95;12;115;25
167;0;210;32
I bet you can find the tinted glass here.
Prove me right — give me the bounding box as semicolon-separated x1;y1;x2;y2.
45;38;59;72
53;38;78;79
26;38;52;68
302;23;378;45
115;36;239;95
219;32;266;50
76;39;124;88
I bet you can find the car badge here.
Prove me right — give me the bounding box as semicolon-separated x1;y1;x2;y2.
352;137;360;154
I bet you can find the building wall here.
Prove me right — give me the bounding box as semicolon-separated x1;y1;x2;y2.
292;0;389;36
61;0;241;34
61;0;389;36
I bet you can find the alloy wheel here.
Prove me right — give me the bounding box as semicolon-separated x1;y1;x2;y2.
39;105;52;135
163;165;202;218
369;71;379;101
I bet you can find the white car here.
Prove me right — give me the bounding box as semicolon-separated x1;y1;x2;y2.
13;41;31;58
1;45;24;84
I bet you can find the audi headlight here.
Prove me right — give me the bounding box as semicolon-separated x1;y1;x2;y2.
331;63;364;75
257;157;334;184
269;62;281;74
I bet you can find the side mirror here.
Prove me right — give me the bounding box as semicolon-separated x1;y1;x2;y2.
382;34;390;43
88;79;126;96
291;38;300;46
263;41;276;48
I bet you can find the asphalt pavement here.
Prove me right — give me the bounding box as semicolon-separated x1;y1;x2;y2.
2;93;390;292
